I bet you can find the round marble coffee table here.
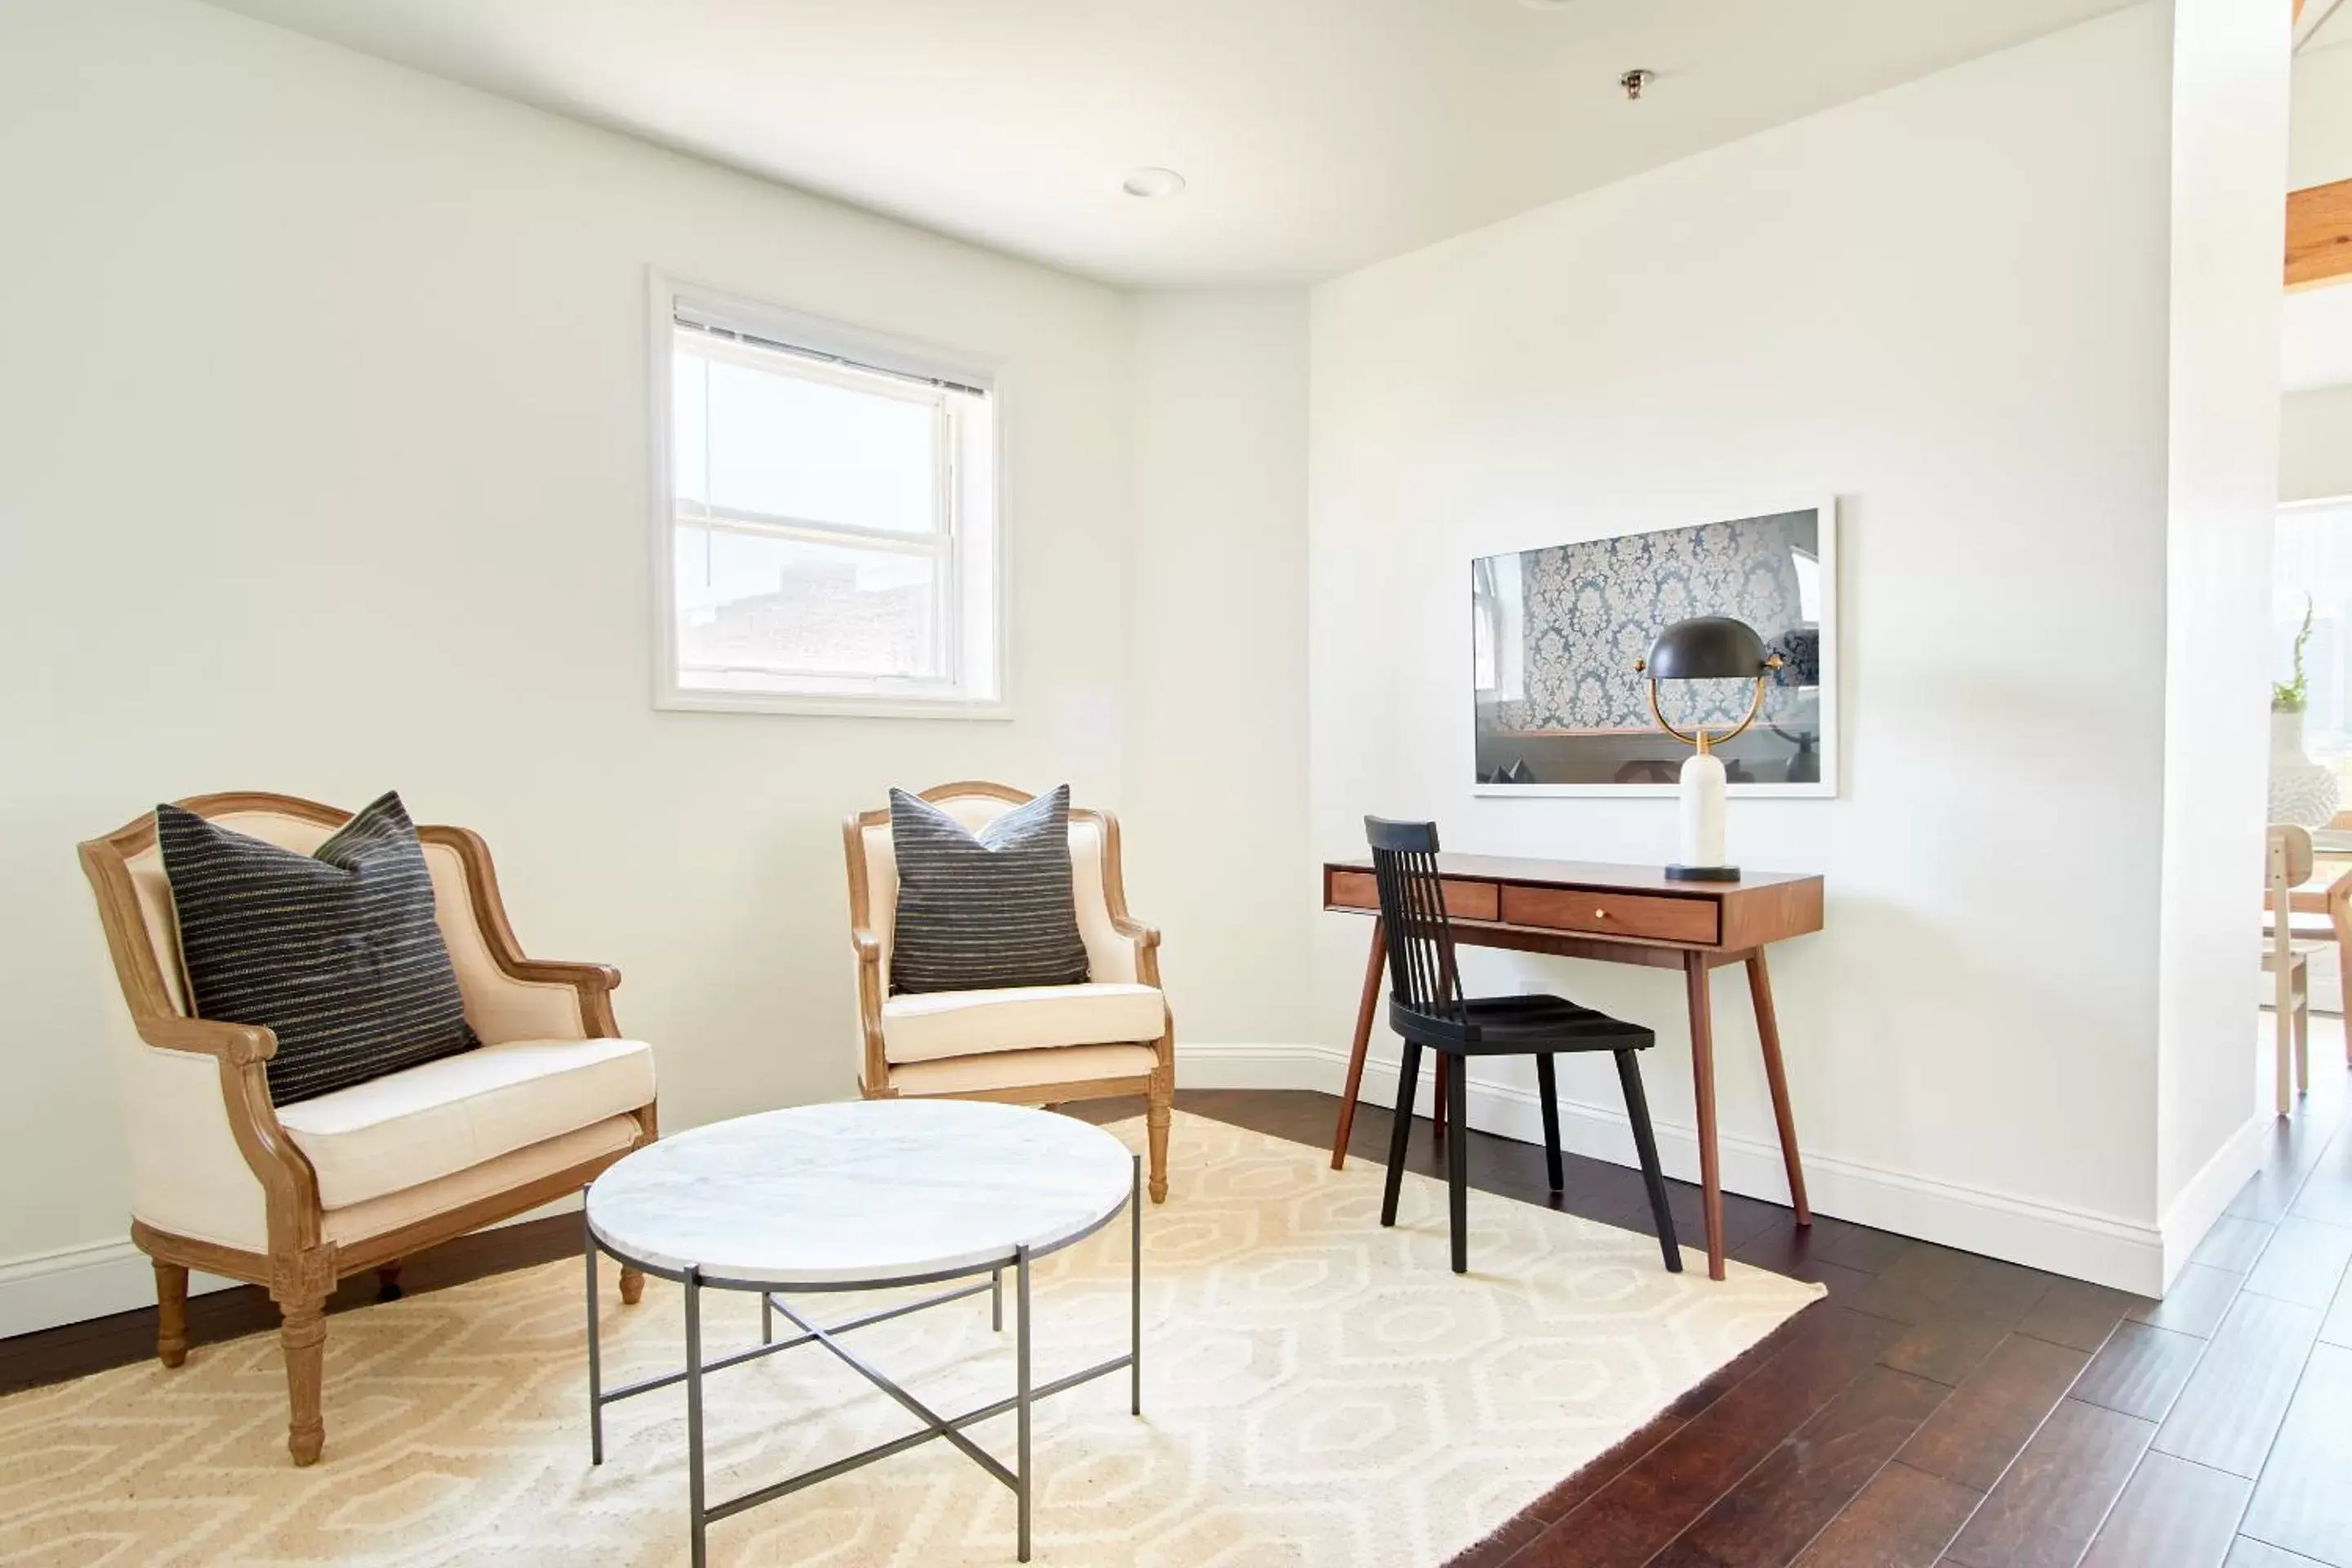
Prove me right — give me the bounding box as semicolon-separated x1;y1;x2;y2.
582;1099;1141;1567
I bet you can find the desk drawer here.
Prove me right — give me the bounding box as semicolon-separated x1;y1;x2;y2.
1499;884;1717;945
1328;871;1500;922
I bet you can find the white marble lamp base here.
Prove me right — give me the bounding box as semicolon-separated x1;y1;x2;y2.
1669;749;1741;882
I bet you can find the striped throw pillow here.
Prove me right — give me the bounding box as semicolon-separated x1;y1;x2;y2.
889;786;1089;995
158;792;480;1105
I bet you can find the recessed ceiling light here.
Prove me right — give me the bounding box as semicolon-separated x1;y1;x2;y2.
1121;167;1186;198
1517;0;1584;9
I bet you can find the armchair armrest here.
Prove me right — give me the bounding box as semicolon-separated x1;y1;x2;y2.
504;958;621;991
503;957;624;1037
129;1021;323;1256
851;926;888;1094
418;827;624;1041
1107;915;1163;988
137;1013;276;1066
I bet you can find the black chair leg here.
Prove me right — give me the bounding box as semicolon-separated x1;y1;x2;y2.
1446;1049;1469;1273
1381;1040;1421;1228
1615;1049;1681;1272
1535;1053;1564;1193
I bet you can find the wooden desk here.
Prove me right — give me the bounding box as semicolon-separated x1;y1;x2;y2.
1322;853;1825;1281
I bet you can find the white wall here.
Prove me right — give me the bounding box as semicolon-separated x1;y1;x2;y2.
2152;0;2292;1266
2289;39;2352;191
2283;386;2352;501
1125;294;1313;1055
0;0;1156;1326
1307;7;2185;1290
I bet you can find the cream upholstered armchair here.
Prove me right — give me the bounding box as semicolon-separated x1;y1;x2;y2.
78;792;658;1466
844;781;1174;1201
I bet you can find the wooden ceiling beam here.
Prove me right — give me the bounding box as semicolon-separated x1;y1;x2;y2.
2289;180;2352;289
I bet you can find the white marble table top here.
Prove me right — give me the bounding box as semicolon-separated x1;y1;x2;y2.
586;1099;1137;1287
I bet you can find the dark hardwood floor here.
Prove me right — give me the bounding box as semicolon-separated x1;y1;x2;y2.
8;1054;2352;1566
1109;1068;2352;1568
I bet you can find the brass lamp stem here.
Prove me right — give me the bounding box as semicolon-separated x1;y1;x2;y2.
1639;662;1780;751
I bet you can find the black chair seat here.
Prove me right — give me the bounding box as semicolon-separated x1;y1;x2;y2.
1389;995;1653;1051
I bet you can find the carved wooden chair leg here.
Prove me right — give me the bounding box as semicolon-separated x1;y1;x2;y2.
1146;1049;1174;1204
618;1266;646;1305
278;1296;328;1466
375;1263;403;1301
154;1261;189;1369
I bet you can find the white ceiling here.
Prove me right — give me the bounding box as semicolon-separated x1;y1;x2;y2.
207;0;2132;286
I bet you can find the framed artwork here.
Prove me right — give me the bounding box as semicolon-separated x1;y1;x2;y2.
1471;499;1838;797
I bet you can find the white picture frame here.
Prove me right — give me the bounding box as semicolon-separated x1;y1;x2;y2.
1469;496;1840;799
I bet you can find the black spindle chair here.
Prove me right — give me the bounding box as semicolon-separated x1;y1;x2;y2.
1366;817;1682;1275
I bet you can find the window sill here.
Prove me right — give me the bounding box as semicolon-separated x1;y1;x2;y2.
656;687;1013;721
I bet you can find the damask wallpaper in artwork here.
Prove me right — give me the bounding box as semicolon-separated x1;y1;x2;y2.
1490;510;1818;733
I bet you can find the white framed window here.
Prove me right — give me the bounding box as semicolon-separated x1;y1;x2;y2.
650;275;1004;717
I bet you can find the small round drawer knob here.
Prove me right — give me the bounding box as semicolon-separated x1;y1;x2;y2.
1594;908;1608;919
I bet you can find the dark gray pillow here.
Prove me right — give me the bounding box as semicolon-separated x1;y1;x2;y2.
889;786;1089;994
158;791;480;1104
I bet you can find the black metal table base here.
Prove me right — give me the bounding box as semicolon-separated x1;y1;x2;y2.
586;1153;1143;1566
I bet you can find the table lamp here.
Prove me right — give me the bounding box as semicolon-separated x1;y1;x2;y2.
1634;616;1782;881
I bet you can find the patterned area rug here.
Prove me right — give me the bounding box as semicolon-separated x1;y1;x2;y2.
1;1112;1820;1566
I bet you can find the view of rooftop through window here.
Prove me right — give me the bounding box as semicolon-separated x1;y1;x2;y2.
662;307;998;711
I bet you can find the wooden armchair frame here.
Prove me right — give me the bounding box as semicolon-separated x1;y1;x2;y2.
78;791;658;1465
844;780;1174;1201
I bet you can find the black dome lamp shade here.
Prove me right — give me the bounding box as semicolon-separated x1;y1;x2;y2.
1635;616;1782;752
1644;616;1769;680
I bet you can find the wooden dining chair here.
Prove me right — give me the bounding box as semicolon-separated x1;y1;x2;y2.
2266;824;2323;1116
1365;817;1681;1275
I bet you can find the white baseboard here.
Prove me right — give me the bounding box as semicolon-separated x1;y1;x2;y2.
2158;1111;2270;1290
0;1195;581;1341
0;1241;242;1340
1178;1040;2166;1294
1174;1040;1342;1090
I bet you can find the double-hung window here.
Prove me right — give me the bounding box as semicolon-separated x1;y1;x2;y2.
655;282;1001;715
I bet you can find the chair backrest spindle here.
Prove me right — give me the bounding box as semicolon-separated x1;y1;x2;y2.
1365;817;1459;1018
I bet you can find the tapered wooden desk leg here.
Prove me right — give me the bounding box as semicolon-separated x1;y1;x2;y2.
1745;950;1811;1227
1332;918;1386;1169
1685;952;1726;1282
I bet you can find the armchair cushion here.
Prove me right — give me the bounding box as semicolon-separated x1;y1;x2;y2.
888;785;1089;994
880;981;1165;1064
274;1036;655;1209
888;1041;1160;1097
158;791;479;1104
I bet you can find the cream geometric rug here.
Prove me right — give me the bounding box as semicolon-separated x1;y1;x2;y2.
0;1112;1820;1566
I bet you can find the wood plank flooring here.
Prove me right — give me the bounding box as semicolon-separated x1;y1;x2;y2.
8;1049;2352;1566
1115;1058;2352;1568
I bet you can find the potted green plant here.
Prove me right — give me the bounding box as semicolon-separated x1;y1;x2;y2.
2272;595;2339;828
2276;596;2313;716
